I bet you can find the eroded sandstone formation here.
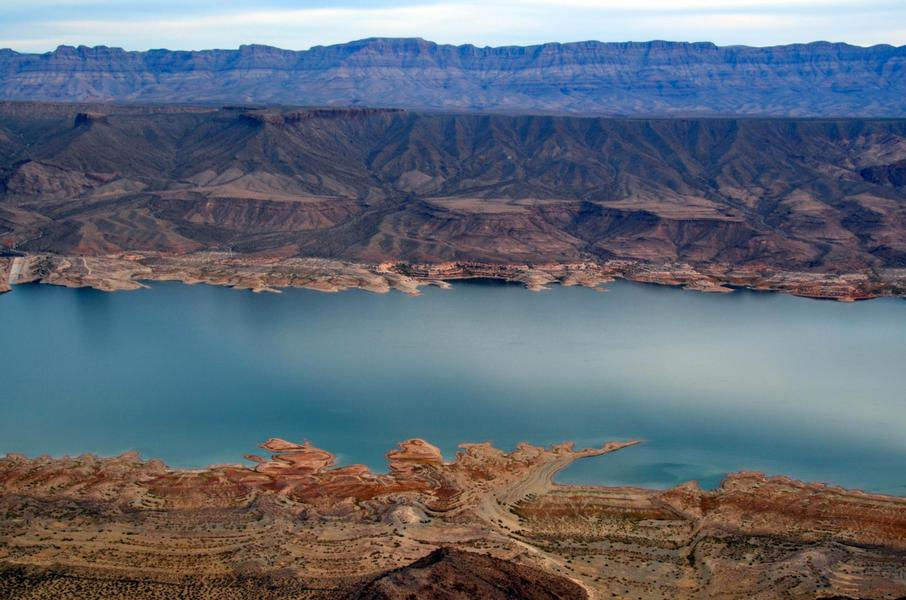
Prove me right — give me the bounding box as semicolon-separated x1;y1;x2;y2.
1;438;904;599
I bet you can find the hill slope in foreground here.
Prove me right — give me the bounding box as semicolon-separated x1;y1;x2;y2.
1;38;905;116
1;439;905;598
1;103;905;298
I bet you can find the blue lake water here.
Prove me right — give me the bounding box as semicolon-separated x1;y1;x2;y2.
1;280;904;494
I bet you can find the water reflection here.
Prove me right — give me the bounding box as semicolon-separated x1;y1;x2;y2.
73;286;113;344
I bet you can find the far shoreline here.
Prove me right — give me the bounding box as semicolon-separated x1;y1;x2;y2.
3;252;904;302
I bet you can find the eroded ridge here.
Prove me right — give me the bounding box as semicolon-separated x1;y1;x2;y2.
3;107;906;303
1;438;905;599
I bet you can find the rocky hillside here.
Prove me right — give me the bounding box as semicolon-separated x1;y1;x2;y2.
2;438;905;598
1;38;905;116
1;103;906;276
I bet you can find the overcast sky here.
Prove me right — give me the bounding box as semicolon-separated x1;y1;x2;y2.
1;0;904;53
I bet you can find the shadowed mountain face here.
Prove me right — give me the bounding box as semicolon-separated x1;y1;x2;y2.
1;39;905;116
1;103;906;273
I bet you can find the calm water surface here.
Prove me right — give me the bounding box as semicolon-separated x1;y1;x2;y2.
1;280;904;494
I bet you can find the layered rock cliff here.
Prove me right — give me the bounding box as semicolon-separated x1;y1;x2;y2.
2;438;905;598
1;38;905;116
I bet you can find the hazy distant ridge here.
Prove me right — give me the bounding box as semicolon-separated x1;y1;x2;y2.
1;38;905;115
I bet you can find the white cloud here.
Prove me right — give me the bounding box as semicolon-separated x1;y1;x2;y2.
2;0;905;51
42;3;535;50
0;39;64;52
514;0;848;9
632;12;799;33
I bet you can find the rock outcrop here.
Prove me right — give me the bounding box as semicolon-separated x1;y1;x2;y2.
5;252;906;301
1;438;905;599
355;547;588;600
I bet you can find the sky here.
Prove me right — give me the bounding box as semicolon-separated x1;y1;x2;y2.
1;0;904;53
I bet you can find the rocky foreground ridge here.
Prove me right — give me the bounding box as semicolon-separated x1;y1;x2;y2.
2;104;906;299
1;438;904;599
1;39;905;116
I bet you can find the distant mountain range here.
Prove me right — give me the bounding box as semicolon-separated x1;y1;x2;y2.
1;38;905;116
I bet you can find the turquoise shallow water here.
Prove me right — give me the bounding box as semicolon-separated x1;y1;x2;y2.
1;279;904;494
